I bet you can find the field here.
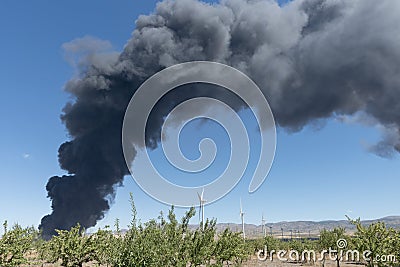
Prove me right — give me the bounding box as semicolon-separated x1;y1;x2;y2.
21;258;365;267
1;200;399;267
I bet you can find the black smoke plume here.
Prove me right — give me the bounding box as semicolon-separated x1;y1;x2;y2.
40;0;400;238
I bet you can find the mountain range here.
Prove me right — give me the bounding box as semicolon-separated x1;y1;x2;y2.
189;216;400;238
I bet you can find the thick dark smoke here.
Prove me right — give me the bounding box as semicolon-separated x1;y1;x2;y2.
40;0;400;238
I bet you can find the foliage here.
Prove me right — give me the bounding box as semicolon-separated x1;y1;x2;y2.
245;238;264;253
93;195;252;267
187;219;217;266
41;223;97;267
389;230;400;267
0;195;259;267
319;227;347;267
0;221;37;267
5;207;400;267
319;227;346;251
92;225;122;266
214;228;250;266
348;217;397;267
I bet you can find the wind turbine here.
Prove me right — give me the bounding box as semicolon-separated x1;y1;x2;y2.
261;214;266;237
240;198;245;240
197;188;206;230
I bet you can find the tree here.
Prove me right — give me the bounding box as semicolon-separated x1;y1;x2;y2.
302;238;319;264
29;193;255;267
43;224;97;267
348;217;395;267
114;200;201;267
93;225;122;267
319;227;347;267
262;235;280;261
214;228;250;266
388;229;400;267
0;221;37;267
187;219;217;267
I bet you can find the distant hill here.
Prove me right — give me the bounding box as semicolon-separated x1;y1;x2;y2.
189;216;400;238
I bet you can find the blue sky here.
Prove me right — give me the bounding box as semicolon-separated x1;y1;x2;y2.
0;0;399;233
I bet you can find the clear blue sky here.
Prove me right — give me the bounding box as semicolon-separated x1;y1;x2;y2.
0;0;399;233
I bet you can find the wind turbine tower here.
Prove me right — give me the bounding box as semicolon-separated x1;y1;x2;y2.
261;214;266;237
197;188;206;230
240;198;245;240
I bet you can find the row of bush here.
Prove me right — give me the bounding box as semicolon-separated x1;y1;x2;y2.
247;217;400;267
0;195;251;267
1;195;399;267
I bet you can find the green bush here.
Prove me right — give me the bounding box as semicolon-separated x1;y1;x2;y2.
0;221;37;267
